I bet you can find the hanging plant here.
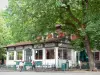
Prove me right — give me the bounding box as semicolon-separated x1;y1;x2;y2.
58;32;65;38
36;36;42;40
47;33;53;39
71;34;79;41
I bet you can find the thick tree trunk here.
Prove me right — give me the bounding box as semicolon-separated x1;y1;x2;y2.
62;0;97;71
84;35;96;71
83;0;97;71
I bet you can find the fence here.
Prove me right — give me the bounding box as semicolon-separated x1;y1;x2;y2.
0;65;14;71
35;64;56;72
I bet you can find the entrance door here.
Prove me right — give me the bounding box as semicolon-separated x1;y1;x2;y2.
25;48;32;62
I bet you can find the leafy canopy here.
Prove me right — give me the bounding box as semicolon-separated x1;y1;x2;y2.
4;0;100;50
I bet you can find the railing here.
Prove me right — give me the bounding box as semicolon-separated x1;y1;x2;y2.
68;62;90;70
0;65;14;71
31;64;56;72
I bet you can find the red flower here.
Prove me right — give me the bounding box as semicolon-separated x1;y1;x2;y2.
58;32;65;38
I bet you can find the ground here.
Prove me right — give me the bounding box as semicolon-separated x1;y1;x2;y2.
0;71;100;75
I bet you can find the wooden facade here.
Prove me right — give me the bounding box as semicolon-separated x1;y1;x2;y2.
5;39;77;68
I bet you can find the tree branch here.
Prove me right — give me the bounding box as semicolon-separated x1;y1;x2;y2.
66;5;81;25
64;20;80;35
64;20;77;29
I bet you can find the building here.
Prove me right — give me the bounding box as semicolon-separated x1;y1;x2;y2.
4;38;77;69
4;25;78;69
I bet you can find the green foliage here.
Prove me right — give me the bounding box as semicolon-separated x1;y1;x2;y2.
0;11;13;59
0;47;6;59
71;39;85;51
85;0;100;50
4;0;100;50
4;0;61;42
0;11;13;45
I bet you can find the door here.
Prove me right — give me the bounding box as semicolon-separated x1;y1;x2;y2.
25;48;32;62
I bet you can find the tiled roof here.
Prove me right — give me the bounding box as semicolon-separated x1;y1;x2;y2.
4;41;33;48
4;37;67;48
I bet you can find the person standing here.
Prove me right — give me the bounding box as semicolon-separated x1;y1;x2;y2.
19;61;24;72
79;61;82;70
31;60;35;70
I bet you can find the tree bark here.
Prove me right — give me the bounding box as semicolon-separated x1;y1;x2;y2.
62;0;97;71
82;0;97;71
84;35;96;71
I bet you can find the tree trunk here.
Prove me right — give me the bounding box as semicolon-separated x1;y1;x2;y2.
84;35;96;71
82;0;97;71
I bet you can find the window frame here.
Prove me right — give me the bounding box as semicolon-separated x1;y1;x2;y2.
16;50;23;60
46;49;55;59
9;51;14;60
35;49;43;60
93;52;100;61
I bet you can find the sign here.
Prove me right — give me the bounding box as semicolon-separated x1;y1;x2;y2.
34;44;43;48
16;46;23;50
45;43;56;47
58;43;67;48
24;45;32;49
8;47;14;51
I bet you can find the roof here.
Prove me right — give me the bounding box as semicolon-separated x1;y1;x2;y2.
4;41;33;48
4;37;67;48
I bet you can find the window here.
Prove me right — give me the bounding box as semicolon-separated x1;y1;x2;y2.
17;51;22;60
25;48;32;62
67;50;71;60
35;50;43;59
58;50;63;59
94;52;99;60
58;49;68;59
9;51;14;60
46;49;54;59
63;50;67;59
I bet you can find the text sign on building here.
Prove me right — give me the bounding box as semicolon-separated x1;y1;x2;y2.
34;44;43;48
58;43;67;48
45;43;56;47
24;45;32;49
8;47;14;51
16;46;23;50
